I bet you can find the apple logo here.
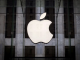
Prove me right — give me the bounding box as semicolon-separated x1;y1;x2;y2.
27;12;53;43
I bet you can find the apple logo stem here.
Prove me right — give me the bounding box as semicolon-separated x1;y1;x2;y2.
27;12;53;43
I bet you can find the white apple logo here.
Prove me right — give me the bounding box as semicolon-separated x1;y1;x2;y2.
27;12;53;43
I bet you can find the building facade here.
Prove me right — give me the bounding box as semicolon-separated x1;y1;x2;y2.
0;0;80;60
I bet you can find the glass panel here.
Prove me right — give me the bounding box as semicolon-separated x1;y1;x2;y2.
25;0;35;38
64;0;75;38
45;0;55;38
5;0;16;38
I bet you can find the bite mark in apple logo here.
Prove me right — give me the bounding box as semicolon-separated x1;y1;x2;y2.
27;12;53;43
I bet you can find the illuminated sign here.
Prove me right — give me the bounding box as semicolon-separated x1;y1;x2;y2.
27;12;53;43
